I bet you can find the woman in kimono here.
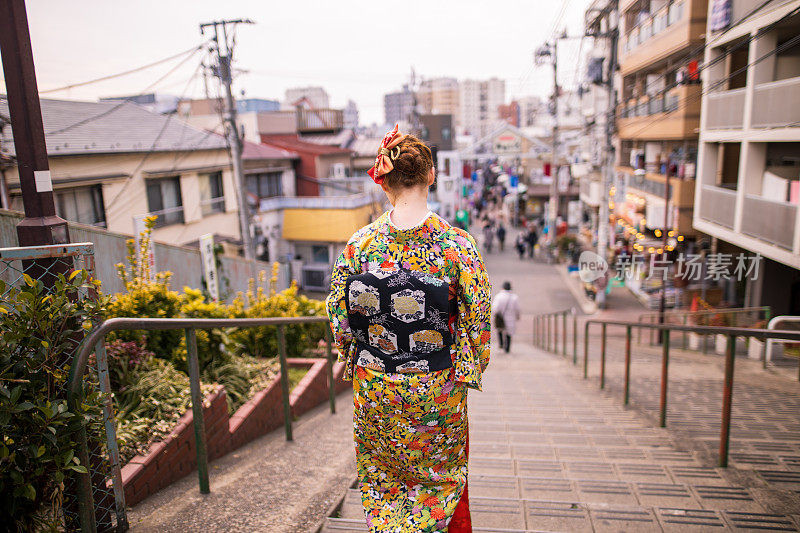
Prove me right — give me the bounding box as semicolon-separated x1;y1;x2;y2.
326;125;491;533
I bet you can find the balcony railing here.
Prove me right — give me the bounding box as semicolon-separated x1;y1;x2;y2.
622;2;685;55
752;76;800;129
740;194;797;250
296;108;344;133
149;205;185;228
699;185;736;229
705;88;746;129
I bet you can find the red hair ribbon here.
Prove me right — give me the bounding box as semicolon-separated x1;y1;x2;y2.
368;124;407;184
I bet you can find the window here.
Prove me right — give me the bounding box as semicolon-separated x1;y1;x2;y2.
55;185;106;227
311;245;329;263
200;171;225;216
246;172;282;205
146;177;183;227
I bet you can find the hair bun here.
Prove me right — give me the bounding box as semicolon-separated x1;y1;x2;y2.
382;135;433;190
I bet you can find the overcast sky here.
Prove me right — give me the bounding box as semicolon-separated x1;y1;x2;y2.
2;0;592;125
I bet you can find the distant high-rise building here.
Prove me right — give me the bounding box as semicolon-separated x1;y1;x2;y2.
285;86;330;109
459;78;505;138
418;78;460;127
517;96;544;128
343;100;359;130
498;101;520;127
384;85;415;126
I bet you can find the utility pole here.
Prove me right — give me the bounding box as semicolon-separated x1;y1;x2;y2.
0;0;70;252
595;0;618;309
200;19;256;270
550;38;560;249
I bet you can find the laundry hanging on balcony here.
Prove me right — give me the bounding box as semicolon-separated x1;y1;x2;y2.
709;0;731;32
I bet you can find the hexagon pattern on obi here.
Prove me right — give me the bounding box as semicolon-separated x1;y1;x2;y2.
349;280;380;316
368;324;398;354
391;289;425;322
344;267;454;374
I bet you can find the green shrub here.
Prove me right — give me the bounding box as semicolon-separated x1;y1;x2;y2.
0;272;105;532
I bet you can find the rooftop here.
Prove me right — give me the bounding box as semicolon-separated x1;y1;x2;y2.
260;134;352;156
241;140;298;161
0;96;228;158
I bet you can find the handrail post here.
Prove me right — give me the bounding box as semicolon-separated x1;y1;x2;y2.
277;325;293;441
553;314;559;354
600;323;607;389
325;327;336;414
583;321;590;379
682;314;688;350
562;312;567;357
572;311;578;365
185;328;210;494
719;334;736;467
762;308;770;369
659;329;670;428
624;325;632;405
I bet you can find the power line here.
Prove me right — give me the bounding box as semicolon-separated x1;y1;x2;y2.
44;45;205;136
38;44;204;94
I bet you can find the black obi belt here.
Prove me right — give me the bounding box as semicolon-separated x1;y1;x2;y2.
345;268;454;374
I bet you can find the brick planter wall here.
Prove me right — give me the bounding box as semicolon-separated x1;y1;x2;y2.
121;358;349;506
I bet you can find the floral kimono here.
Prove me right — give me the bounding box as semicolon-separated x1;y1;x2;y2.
326;210;491;532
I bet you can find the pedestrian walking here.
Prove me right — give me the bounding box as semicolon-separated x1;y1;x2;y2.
492;281;520;353
483;222;494;253
515;233;526;259
496;224;506;252
327;125;491;533
526;228;538;259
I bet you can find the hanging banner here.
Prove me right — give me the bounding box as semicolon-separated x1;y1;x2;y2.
200;233;220;302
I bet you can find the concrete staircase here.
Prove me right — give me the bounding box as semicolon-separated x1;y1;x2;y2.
321;345;800;532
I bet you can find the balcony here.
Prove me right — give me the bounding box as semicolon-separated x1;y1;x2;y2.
296;108;343;134
705;88;746;129
740;195;797;250
698;185;736;229
620;166;696;208
618;85;701;140
752;76;800;129
620;0;706;75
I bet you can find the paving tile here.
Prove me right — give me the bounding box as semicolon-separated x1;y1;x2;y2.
635;483;701;508
469;497;525;530
509;444;556;459
722;511;798;531
656;508;726;531
692;485;764;513
589;506;662;532
576;479;639;505
468;474;520;499
564;461;618;480
523;499;593;532
516;459;565;478
470;456;516;476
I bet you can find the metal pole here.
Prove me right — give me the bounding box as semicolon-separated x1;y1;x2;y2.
762;308;770;369
683;314;688;350
562;312;568;357
584;321;590;378
0;0;71;273
600;323;607;389
658;165;671;344
201;20;256;275
624;325;632;405
719;334;736;467
596;4;618;310
185;328;210;494
659;330;670;427
548;38;560;250
325;328;336;414
277;325;293;441
553;313;559;354
573;312;578;365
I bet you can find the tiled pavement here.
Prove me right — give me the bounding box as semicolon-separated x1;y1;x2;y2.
323;344;800;532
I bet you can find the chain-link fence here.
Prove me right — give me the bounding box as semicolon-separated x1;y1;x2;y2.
0;243;126;532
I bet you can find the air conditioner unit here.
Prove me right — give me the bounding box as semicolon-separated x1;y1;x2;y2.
301;264;331;292
331;163;346;178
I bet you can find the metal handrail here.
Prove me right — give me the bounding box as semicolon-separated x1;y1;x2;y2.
582;319;800;468
766;315;800;379
532;308;578;364
636;306;771;353
66;315;333;533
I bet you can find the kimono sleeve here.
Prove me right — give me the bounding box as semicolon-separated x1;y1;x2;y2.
325;242;358;376
456;232;492;376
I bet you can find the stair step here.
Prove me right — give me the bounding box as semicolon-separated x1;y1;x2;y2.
324;494;799;532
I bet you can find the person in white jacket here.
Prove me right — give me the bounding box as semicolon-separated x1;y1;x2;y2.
492;281;521;353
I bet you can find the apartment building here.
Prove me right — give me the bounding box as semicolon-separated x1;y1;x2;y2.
615;0;708;242
459;78;506;138
694;0;800;314
417;78;460;127
384;85;416;126
284;86;330;109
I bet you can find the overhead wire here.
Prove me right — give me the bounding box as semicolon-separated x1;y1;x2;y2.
38;45;204;94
